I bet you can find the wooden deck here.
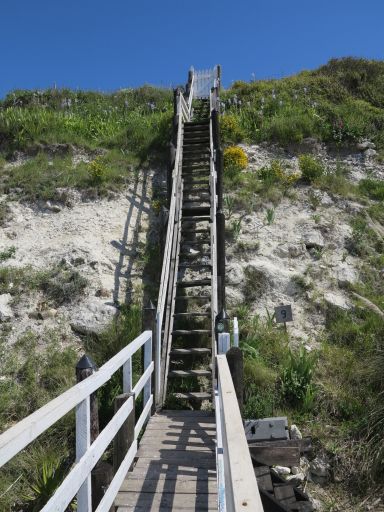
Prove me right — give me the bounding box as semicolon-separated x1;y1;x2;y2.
116;410;217;511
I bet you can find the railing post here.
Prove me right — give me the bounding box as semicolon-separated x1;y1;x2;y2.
233;317;239;347
143;301;156;412
113;393;135;474
218;332;230;354
76;355;98;512
143;333;152;421
216;210;226;312
226;347;244;413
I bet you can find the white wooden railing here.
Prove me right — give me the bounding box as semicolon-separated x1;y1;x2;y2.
0;330;154;512
215;354;264;512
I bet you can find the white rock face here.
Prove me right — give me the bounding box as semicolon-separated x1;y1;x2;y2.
290;424;303;440
272;465;291;476
309;457;331;485
0;294;13;321
324;291;351;311
302;231;325;250
69;299;119;336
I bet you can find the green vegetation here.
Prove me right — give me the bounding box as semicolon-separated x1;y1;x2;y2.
298;154;325;183
223;145;248;180
0;304;143;510
221;58;384;149
0;246;15;262
0;86;172;156
0;86;172;201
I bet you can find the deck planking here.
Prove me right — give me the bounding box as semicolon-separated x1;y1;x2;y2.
116;410;217;511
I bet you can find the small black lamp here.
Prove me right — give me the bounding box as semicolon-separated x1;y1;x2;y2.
215;309;230;339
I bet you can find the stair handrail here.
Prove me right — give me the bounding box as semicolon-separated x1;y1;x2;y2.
0;330;154;512
215;354;264;511
156;89;185;403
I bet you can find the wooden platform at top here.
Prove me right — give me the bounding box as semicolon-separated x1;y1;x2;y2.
116;410;217;511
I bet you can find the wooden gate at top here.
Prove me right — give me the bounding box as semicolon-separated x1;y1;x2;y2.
192;66;220;98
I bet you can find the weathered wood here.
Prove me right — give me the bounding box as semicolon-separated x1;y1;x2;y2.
254;466;273;492
91;461;113;511
115;492;218;509
119;477;217;494
216;210;226;310
250;445;300;466
274;485;297;506
248;437;312;453
260;488;291;512
114;393;135;475
226;347;244;412
76;355;99;443
216;355;264;511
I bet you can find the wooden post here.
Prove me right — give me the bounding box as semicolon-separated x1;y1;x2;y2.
142;301;156;412
226;347;244;414
216;147;224;211
160;206;169;258
75;355;99;512
76;355;99;442
91;463;113;512
216;210;226;311
113;393;135;474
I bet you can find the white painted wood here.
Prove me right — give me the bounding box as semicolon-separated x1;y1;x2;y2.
134;395;153;439
216;355;264;511
155;312;161;405
95;440;138;512
218;333;230;355
233;317;239;348
76;397;91;512
123;357;132;393
0;330;151;467
143;335;152;407
132;362;154;399
215;388;226;512
41;396;134;512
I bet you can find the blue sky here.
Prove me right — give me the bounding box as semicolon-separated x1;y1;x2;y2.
1;0;383;98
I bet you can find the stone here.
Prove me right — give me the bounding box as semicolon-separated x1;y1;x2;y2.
290;424;303;440
45;201;62;213
284;472;305;485
0;294;13;321
70;299;119;336
309;457;330;485
324;291;351;311
71;256;86;266
357;140;375;151
337;266;358;288
275;243;306;259
95;288;110;298
364;148;377;159
302;231;325;250
227;263;244;286
272;465;291;476
39;308;58;320
291;466;300;475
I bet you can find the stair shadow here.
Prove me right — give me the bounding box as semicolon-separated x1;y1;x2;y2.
112;168;151;305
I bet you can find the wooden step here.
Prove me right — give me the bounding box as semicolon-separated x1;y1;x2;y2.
179;252;211;258
168;369;211;378
177;279;211;288
171;348;211;355
181;228;210;234
178;263;212;269
183;198;210;204
173;391;212;401
182;207;210;216
183;187;210;193
181;240;211;246
172;329;211;335
182;179;210;186
173;312;211;317
181;216;211;222
175;295;211;301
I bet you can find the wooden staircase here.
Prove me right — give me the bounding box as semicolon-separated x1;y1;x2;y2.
162;99;215;406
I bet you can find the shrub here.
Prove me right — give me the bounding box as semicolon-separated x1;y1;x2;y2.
87;156;108;183
220;114;245;144
39;266;87;306
298;154;325;183
281;346;317;406
223;146;248;176
359;179;384;200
